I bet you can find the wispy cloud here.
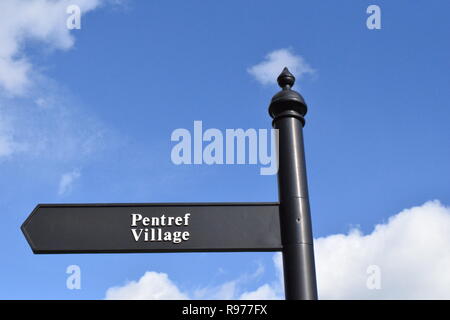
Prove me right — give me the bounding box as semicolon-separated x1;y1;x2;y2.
0;115;18;158
248;48;315;85
0;82;108;162
58;169;81;195
104;200;450;299
191;262;278;300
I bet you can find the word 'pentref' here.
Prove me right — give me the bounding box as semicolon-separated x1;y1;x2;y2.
130;213;191;244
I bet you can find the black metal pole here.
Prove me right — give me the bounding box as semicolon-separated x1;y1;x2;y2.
269;68;318;300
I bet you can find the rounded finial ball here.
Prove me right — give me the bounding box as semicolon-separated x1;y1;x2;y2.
277;67;296;89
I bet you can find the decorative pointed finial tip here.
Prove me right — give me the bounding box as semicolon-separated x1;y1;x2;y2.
277;67;295;89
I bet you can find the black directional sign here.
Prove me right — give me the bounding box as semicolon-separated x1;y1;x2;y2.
21;203;282;254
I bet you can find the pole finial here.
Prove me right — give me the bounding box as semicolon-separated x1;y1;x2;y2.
277;67;295;89
269;68;308;123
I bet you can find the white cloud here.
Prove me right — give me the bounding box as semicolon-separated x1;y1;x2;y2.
248;48;315;85
315;200;450;299
104;200;450;300
105;271;188;300
258;200;450;299
0;0;103;95
58;168;81;195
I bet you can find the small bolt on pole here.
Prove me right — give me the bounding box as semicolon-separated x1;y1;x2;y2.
269;68;318;300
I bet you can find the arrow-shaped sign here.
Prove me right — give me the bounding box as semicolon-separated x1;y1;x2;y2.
21;203;282;254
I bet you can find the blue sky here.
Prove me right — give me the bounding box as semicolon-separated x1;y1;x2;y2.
1;0;450;299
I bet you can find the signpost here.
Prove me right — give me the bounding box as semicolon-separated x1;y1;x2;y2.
21;68;318;300
22;203;281;253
